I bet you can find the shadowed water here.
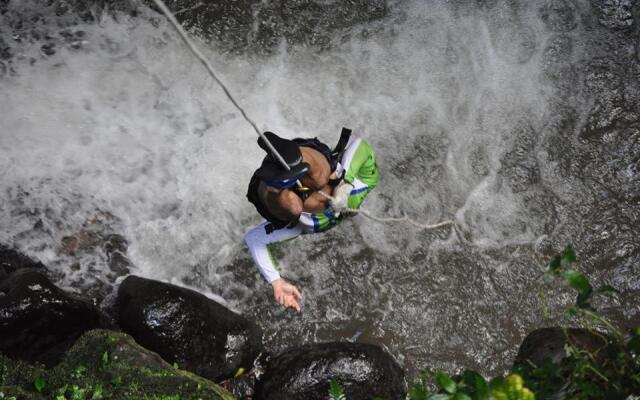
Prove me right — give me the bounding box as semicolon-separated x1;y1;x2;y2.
0;0;638;379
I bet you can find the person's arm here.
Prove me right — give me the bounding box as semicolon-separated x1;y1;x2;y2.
244;222;303;311
339;137;379;209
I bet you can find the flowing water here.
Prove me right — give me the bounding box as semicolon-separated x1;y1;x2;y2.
1;0;639;379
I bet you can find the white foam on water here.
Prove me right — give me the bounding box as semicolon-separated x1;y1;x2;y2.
1;0;558;297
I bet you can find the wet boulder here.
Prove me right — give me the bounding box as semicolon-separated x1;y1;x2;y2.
594;0;634;30
115;275;262;382
498;122;540;192
255;342;406;400
539;0;577;32
0;244;45;281
148;0;387;54
514;327;609;367
0;269;112;366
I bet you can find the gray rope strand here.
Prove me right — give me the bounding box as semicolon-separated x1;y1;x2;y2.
151;0;259;135
151;0;455;232
150;0;294;174
347;208;454;230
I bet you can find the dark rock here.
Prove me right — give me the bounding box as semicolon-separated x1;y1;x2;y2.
103;234;132;276
40;42;56;56
541;33;576;95
542;34;573;66
513;327;609;367
0;244;45;280
594;0;634;30
116;275;262;382
255;342;406;400
0;269;112;366
499;122;540;193
540;105;578;178
149;0;387;54
581;57;626;138
539;0;577;32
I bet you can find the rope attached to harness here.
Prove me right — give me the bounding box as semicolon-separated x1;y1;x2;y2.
151;0;455;232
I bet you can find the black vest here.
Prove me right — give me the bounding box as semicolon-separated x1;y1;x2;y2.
247;128;352;233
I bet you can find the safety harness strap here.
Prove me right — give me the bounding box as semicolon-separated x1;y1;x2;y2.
332;127;352;162
250;128;353;234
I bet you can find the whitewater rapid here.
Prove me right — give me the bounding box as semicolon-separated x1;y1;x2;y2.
2;0;638;378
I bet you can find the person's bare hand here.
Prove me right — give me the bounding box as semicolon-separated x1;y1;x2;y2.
271;278;302;312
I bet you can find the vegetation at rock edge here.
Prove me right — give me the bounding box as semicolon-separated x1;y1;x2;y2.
329;245;640;400
0;330;233;400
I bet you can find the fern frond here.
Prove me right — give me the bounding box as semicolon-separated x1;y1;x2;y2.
328;379;347;400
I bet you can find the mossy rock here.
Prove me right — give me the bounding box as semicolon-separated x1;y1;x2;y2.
0;329;235;400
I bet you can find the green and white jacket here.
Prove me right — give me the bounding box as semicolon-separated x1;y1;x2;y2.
244;135;379;283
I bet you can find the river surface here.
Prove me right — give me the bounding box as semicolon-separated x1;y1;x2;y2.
1;0;639;380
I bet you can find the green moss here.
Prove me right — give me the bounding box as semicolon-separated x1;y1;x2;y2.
0;330;235;400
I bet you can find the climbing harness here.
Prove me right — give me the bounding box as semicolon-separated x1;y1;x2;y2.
150;0;455;232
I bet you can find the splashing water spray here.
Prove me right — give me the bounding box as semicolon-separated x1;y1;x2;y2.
150;0;455;232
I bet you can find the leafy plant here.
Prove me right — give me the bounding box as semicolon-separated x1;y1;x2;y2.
327;246;638;400
33;376;46;393
489;375;534;400
516;245;639;399
542;245;619;314
91;383;103;400
405;369;531;400
110;375;123;387
69;384;86;400
100;351;109;369
328;379;346;400
70;365;87;380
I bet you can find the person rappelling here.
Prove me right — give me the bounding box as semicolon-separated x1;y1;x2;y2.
244;128;379;312
148;0;452;313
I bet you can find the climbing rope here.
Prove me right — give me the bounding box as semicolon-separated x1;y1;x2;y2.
348;209;453;230
151;0;455;231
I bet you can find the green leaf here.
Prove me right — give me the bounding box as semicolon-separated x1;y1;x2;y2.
627;328;640;355
71;365;87;380
91;383;103;400
328;379;346;400
101;351;109;369
435;370;457;394
561;270;591;292
408;386;428;400
488;376;505;392
576;286;593;308
427;395;450;400
70;385;86;400
461;370;489;400
110;376;122;387
57;384;69;396
564;307;579;318
453;394;472;400
34;376;46;393
408;375;428;400
490;374;534;400
560;245;576;265
547;255;561;272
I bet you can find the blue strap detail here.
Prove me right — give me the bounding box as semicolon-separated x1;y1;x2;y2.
323;209;335;225
350;186;368;195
